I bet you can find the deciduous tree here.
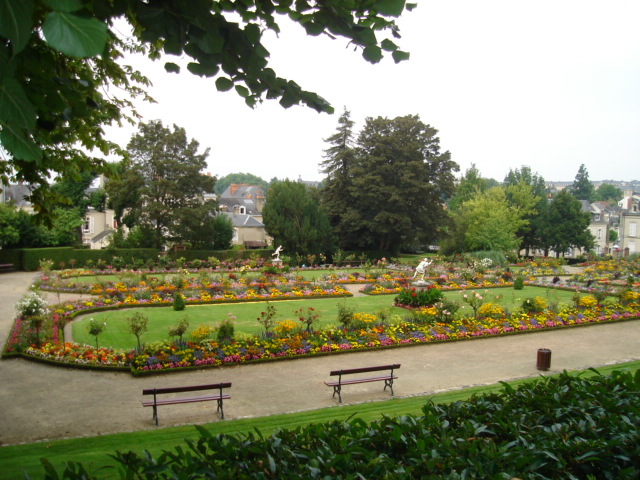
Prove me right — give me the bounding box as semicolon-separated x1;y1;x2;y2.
542;190;594;257
125;120;217;249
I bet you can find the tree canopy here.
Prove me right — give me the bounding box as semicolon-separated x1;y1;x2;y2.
569;164;596;202
542;190;594;257
117;120;220;249
0;0;413;219
262;179;334;256
321;114;458;254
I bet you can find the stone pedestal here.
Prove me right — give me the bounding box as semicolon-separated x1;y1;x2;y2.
272;258;283;267
412;280;429;287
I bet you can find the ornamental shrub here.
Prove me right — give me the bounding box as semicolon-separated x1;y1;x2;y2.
394;287;443;308
336;301;355;328
168;316;189;342
217;314;235;343
13;292;49;319
521;296;547;314
172;293;185;311
513;276;525;290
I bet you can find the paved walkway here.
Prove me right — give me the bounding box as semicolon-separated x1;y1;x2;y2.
0;271;639;446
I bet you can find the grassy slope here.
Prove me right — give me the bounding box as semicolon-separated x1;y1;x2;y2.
2;361;638;480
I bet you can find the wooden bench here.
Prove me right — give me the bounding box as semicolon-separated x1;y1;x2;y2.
0;263;15;274
142;382;231;426
325;364;400;403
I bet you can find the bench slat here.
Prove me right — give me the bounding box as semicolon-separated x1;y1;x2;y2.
325;375;397;387
142;382;231;396
329;364;401;376
142;394;230;407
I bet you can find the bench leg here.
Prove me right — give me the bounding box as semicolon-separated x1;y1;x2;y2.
332;385;342;404
217;398;225;420
152;405;159;426
384;378;395;397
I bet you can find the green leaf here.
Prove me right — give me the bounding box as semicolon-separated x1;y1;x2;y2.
0;75;36;129
187;62;219;77
375;0;406;17
0;126;42;161
362;45;383;64
392;50;410;63
215;77;234;92
43;0;83;13
42;11;107;57
0;0;34;54
164;62;180;73
196;30;225;54
302;21;324;36
381;38;398;52
235;85;249;98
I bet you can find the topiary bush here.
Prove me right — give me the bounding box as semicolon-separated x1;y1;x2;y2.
172;293;185;311
513;276;525;290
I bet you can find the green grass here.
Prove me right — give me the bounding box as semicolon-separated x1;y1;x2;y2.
72;286;595;349
2;360;638;480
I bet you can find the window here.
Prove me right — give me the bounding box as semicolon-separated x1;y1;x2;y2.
239;206;246;214
82;216;93;234
630;222;637;237
597;228;602;240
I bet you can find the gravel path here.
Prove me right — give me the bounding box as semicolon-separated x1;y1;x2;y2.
1;270;638;447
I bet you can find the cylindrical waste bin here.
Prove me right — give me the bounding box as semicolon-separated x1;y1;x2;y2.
536;348;552;371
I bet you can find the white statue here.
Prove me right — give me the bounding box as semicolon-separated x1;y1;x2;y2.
272;245;283;261
412;258;432;281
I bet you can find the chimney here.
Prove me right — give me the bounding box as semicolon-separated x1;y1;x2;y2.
230;184;239;195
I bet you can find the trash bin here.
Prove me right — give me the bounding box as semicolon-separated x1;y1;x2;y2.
536;348;552;371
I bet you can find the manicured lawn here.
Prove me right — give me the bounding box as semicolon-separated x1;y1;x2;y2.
72;295;403;349
71;286;594;350
2;360;637;480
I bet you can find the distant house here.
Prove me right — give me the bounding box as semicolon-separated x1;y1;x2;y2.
81;207;118;249
0;183;35;213
218;184;269;247
218;184;265;219
1;181;118;249
618;192;640;256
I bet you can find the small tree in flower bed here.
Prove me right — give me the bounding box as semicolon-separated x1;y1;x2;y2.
257;303;277;334
394;287;443;308
295;306;320;332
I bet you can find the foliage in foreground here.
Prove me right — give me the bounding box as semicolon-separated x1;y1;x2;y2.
40;369;640;479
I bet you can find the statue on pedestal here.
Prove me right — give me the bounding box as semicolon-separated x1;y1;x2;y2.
272;245;283;261
411;258;432;283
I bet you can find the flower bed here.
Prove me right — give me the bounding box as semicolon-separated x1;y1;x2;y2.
7;259;639;374
7;294;639;374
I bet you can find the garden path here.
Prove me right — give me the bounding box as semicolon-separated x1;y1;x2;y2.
1;269;639;447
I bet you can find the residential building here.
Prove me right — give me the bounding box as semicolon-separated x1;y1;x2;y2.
618;193;640;256
218;184;269;247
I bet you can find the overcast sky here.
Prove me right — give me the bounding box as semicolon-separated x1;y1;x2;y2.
105;0;640;184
